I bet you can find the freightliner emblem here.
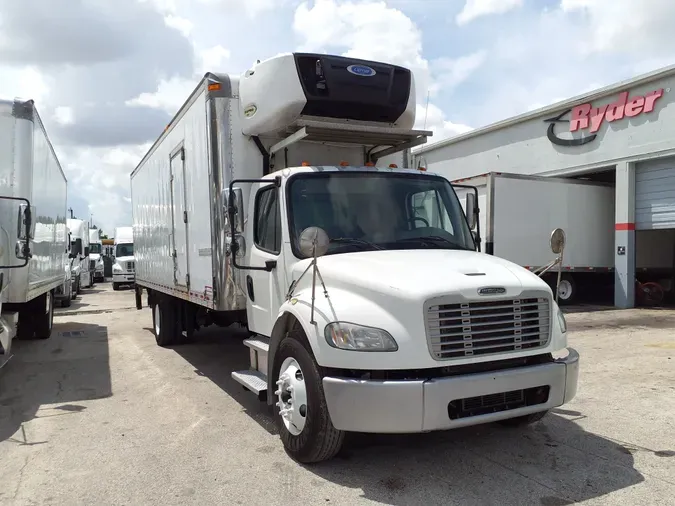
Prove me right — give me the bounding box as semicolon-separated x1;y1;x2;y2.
478;287;506;295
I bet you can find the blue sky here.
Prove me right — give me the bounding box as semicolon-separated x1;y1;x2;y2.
1;0;673;233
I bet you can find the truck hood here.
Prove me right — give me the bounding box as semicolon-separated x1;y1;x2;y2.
90;253;101;261
291;249;550;300
115;256;135;263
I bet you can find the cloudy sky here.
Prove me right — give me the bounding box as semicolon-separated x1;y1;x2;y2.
1;0;673;234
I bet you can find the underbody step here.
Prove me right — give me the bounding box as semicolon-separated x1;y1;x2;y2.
232;370;267;401
243;335;269;375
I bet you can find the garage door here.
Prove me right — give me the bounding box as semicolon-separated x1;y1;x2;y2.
635;159;675;230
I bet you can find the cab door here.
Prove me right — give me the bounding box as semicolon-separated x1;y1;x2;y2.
169;146;189;289
245;183;286;337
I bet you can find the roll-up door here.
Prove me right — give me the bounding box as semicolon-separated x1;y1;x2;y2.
635;159;675;230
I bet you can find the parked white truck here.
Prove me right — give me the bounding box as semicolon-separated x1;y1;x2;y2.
130;53;578;463
1;98;67;368
67;218;93;293
112;226;135;290
89;228;105;283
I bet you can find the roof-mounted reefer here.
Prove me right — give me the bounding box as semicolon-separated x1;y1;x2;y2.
239;53;431;161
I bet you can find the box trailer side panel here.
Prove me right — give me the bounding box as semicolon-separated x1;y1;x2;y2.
0;99;68;303
492;175;615;270
131;87;215;306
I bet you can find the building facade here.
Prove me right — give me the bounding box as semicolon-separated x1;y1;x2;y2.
414;65;675;308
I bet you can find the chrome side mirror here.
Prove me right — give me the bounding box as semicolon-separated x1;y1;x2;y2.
224;187;245;234
465;192;477;230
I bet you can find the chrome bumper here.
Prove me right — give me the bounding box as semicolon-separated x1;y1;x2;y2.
322;348;579;433
113;273;135;282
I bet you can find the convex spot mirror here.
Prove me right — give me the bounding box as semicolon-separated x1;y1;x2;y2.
299;227;330;258
223;187;244;234
550;228;566;255
465;193;477;231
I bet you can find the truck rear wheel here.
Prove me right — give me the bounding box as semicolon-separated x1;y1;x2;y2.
555;275;577;305
152;297;182;347
274;333;344;463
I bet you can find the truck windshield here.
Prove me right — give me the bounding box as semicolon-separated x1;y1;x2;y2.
115;243;134;257
89;244;101;254
287;172;475;256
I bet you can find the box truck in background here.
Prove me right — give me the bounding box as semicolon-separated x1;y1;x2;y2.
67;218;93;293
451;173;615;304
54;223;75;307
89;228;105;282
1;98;68;368
112;226;134;290
130;53;578;463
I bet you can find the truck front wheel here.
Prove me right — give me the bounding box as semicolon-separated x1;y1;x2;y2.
274;334;344;463
35;291;55;339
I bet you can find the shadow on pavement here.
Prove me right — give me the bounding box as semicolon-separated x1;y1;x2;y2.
0;320;112;444
172;325;645;505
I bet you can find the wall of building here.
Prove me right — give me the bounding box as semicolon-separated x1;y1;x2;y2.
418;74;675;180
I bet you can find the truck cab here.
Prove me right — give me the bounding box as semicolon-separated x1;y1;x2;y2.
88;229;105;283
112;226;135;290
67;218;93;293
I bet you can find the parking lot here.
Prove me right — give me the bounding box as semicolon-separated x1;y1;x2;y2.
1;283;674;506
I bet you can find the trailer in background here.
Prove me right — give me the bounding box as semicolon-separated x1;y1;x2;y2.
451;172;614;304
89;228;105;282
112;227;134;290
67;218;93;292
1;98;68;367
451;172;675;304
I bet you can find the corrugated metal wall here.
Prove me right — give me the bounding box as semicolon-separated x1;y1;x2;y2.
636;158;675;230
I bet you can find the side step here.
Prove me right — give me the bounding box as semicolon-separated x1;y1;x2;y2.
232;335;269;401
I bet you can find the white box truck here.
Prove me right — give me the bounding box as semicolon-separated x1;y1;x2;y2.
130;53;578;463
67;218;93;293
449;172;615;304
112;226;134;290
89;228;105;282
0;98;67;368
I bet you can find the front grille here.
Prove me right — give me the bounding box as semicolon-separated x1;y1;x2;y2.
448;385;550;420
426;297;550;360
90;260;96;270
127;261;135;271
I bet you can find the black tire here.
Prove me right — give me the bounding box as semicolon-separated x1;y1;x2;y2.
152;297;182;347
16;307;35;339
71;278;78;299
61;295;71;308
274;333;345;463
112;282;120;291
35;291;55;339
498;410;548;427
76;277;82;295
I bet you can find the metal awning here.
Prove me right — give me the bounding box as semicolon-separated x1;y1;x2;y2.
268;119;432;161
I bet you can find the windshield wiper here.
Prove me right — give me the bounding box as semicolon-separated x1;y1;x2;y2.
331;237;384;251
394;235;470;250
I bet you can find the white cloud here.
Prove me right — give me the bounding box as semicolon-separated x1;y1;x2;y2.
199;44;231;72
432;50;487;93
456;0;523;25
416;103;473;143
164;14;193;36
53;106;74;125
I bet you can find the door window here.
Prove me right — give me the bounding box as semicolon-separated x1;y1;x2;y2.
411;189;455;233
254;186;281;254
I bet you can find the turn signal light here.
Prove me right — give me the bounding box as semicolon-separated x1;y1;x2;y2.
389;164;398;168
339;161;349;166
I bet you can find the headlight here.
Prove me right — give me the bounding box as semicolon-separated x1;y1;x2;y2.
113;264;123;272
557;309;567;333
324;322;398;352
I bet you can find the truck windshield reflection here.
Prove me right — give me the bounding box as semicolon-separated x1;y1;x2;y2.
288;172;475;256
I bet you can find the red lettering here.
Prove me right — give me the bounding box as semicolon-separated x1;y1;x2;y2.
625;96;644;117
605;91;628;122
643;88;663;113
570;103;590;132
589;104;608;133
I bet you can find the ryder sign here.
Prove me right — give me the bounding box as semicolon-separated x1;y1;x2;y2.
571;88;664;133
